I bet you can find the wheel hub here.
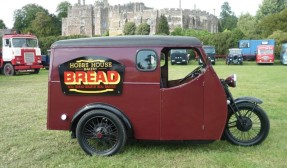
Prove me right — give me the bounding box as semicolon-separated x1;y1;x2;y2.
95;127;106;139
236;117;253;131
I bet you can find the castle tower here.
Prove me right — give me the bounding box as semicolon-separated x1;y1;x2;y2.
94;0;109;35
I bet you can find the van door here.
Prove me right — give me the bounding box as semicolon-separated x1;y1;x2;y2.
160;69;204;140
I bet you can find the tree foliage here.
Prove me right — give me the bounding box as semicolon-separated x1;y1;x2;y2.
123;22;136;35
155;14;169;35
219;2;238;32
13;4;49;33
0;19;7;29
12;3;62;37
208;29;244;55
258;8;287;37
267;30;287;58
57;1;72;19
39;35;88;55
256;0;287;20
135;23;150;35
237;13;261;39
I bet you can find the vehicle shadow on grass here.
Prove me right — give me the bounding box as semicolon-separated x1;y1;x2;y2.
124;139;234;153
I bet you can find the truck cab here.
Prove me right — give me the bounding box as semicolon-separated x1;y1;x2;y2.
201;45;216;65
256;45;274;64
170;49;190;65
0;33;42;75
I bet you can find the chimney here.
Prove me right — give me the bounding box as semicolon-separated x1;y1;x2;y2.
83;0;85;5
78;0;81;5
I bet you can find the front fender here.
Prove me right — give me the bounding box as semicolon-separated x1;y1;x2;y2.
70;103;133;138
234;96;263;104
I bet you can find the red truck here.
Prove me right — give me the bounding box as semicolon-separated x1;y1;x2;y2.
0;33;42;76
256;45;275;64
47;36;270;156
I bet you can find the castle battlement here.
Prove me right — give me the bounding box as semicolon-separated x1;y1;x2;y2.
62;0;218;36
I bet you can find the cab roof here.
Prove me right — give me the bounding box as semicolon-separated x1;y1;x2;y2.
51;35;202;48
3;34;37;39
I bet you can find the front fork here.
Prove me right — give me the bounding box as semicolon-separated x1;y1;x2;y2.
222;81;258;123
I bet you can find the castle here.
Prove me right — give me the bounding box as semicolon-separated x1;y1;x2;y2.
62;0;218;36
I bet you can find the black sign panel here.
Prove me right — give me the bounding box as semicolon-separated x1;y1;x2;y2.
59;56;125;95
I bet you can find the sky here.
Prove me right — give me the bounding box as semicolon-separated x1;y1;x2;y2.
0;0;263;29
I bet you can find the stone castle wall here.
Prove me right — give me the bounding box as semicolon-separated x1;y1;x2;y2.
62;0;218;36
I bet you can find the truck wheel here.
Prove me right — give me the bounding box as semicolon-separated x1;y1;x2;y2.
76;110;127;156
3;63;15;76
33;68;40;74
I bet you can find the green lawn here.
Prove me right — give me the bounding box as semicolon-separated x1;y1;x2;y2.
1;60;287;168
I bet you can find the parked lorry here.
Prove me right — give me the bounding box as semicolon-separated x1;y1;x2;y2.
280;43;287;65
0;33;42;76
41;50;50;69
170;49;190;65
239;39;275;61
201;45;216;65
256;45;275;64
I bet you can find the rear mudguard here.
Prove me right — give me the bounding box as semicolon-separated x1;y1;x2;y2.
234;96;263;104
70;103;133;138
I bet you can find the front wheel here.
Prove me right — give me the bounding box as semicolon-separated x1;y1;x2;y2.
3;63;15;76
224;102;270;146
76;110;127;156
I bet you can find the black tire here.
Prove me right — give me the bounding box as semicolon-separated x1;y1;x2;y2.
224;102;270;146
76;110;127;156
3;63;15;76
33;68;40;74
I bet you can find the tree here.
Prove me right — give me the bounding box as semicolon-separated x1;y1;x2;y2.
57;1;72;19
256;0;287;20
13;4;49;33
219;2;238;32
208;29;244;55
123;22;136;35
155;14;169;35
0;19;7;29
258;8;287;37
268;30;287;59
237;13;260;39
29;12;61;37
135;23;150;35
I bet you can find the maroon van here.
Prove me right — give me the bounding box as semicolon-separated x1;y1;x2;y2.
47;36;270;156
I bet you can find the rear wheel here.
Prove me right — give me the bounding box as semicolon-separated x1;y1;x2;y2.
224;102;270;146
3;63;15;76
76;110;127;156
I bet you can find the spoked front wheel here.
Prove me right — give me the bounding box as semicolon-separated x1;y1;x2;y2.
224;102;270;146
76;110;127;156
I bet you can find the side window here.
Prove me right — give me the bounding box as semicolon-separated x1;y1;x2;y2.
240;42;249;48
136;50;157;71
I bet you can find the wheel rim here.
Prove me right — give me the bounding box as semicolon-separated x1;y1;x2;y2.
82;116;119;153
5;66;13;75
226;109;262;142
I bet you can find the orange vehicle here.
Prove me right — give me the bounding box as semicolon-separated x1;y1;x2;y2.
256;45;274;64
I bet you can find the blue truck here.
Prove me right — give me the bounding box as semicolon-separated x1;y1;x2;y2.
239;39;275;61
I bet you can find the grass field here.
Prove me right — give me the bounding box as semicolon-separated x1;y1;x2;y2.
1;60;287;168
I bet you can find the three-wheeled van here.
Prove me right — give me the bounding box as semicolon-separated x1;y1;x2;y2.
47;36;270;156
